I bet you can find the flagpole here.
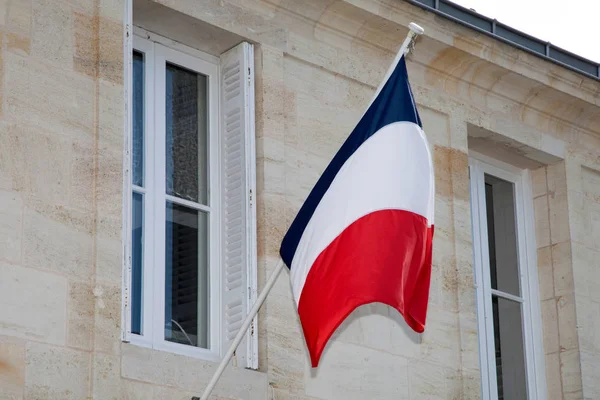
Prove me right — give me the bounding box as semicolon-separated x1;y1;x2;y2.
193;260;285;400
368;22;425;109
192;22;424;400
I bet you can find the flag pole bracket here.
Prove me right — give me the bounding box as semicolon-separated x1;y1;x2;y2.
406;22;425;56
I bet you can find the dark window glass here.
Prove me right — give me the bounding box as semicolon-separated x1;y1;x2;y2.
165;63;208;204
164;202;209;348
131;192;143;334
132;51;144;187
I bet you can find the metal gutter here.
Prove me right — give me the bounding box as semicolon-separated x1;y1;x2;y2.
406;0;600;81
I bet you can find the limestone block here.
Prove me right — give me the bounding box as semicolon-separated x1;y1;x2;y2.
151;385;204;400
98;16;124;84
93;282;121;354
271;388;321;400
0;191;22;264
95;236;122;285
533;196;551;248
266;293;306;393
283;146;328;206
547;162;567;194
69;139;94;212
420;107;450;148
531;166;547;198
0;335;25;400
571;243;600;302
0;262;66;345
552;241;574;297
256;193;288;259
121;343;268;398
419;310;461;369
256;47;284;141
24;342;90;399
458;313;480;371
549;192;570;245
0;0;6;25
7;0;31;34
460;367;482;399
541;298;559;355
7;33;30;56
98;79;125;150
433;146;469;202
120;379;155;400
537;246;554;301
256;152;285;196
580;351;600;399
22;206;93;282
545;352;563;400
568;192;592;249
305;340;409;400
96;147;124;221
67;280;94;351
31;0;73;65
5;52;95;141
575;296;600;355
72;11;98;79
92;353;121;399
408;360;447;399
2;123;73;206
332;303;420;360
557;293;579;351
99;0;124;20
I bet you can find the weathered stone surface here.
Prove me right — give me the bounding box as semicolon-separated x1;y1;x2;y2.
0;335;25;400
22;206;94;282
24;342;90;400
0;263;67;345
0;191;22;264
67;280;94;351
121;344;268;398
305;340;409;400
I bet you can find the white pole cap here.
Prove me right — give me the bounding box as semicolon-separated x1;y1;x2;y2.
409;22;425;35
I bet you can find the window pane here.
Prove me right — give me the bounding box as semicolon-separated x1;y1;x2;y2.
493;296;527;400
132;51;144;187
485;175;520;296
165;202;209;348
131;192;143;335
165;63;208;204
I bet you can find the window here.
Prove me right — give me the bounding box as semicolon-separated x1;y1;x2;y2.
123;30;258;367
469;153;546;400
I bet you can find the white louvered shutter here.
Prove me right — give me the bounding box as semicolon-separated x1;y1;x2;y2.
220;42;258;369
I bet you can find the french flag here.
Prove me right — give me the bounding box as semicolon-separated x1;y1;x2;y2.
279;53;435;367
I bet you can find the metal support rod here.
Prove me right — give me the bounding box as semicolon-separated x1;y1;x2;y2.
192;22;424;400
193;259;285;400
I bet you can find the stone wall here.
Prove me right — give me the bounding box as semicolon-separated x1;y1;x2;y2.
0;0;126;398
1;0;599;399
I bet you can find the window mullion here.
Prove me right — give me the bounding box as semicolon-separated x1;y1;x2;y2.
491;289;524;303
153;46;168;349
475;163;500;400
139;38;155;345
165;194;211;213
470;162;492;400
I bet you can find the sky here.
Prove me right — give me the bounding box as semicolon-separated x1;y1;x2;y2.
450;0;600;63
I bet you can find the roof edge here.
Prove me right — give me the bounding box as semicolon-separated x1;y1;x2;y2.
406;0;600;81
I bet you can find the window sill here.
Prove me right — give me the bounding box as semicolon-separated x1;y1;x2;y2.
120;342;268;397
126;334;222;363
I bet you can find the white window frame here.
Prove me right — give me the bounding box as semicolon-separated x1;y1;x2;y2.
469;151;547;400
127;32;223;362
